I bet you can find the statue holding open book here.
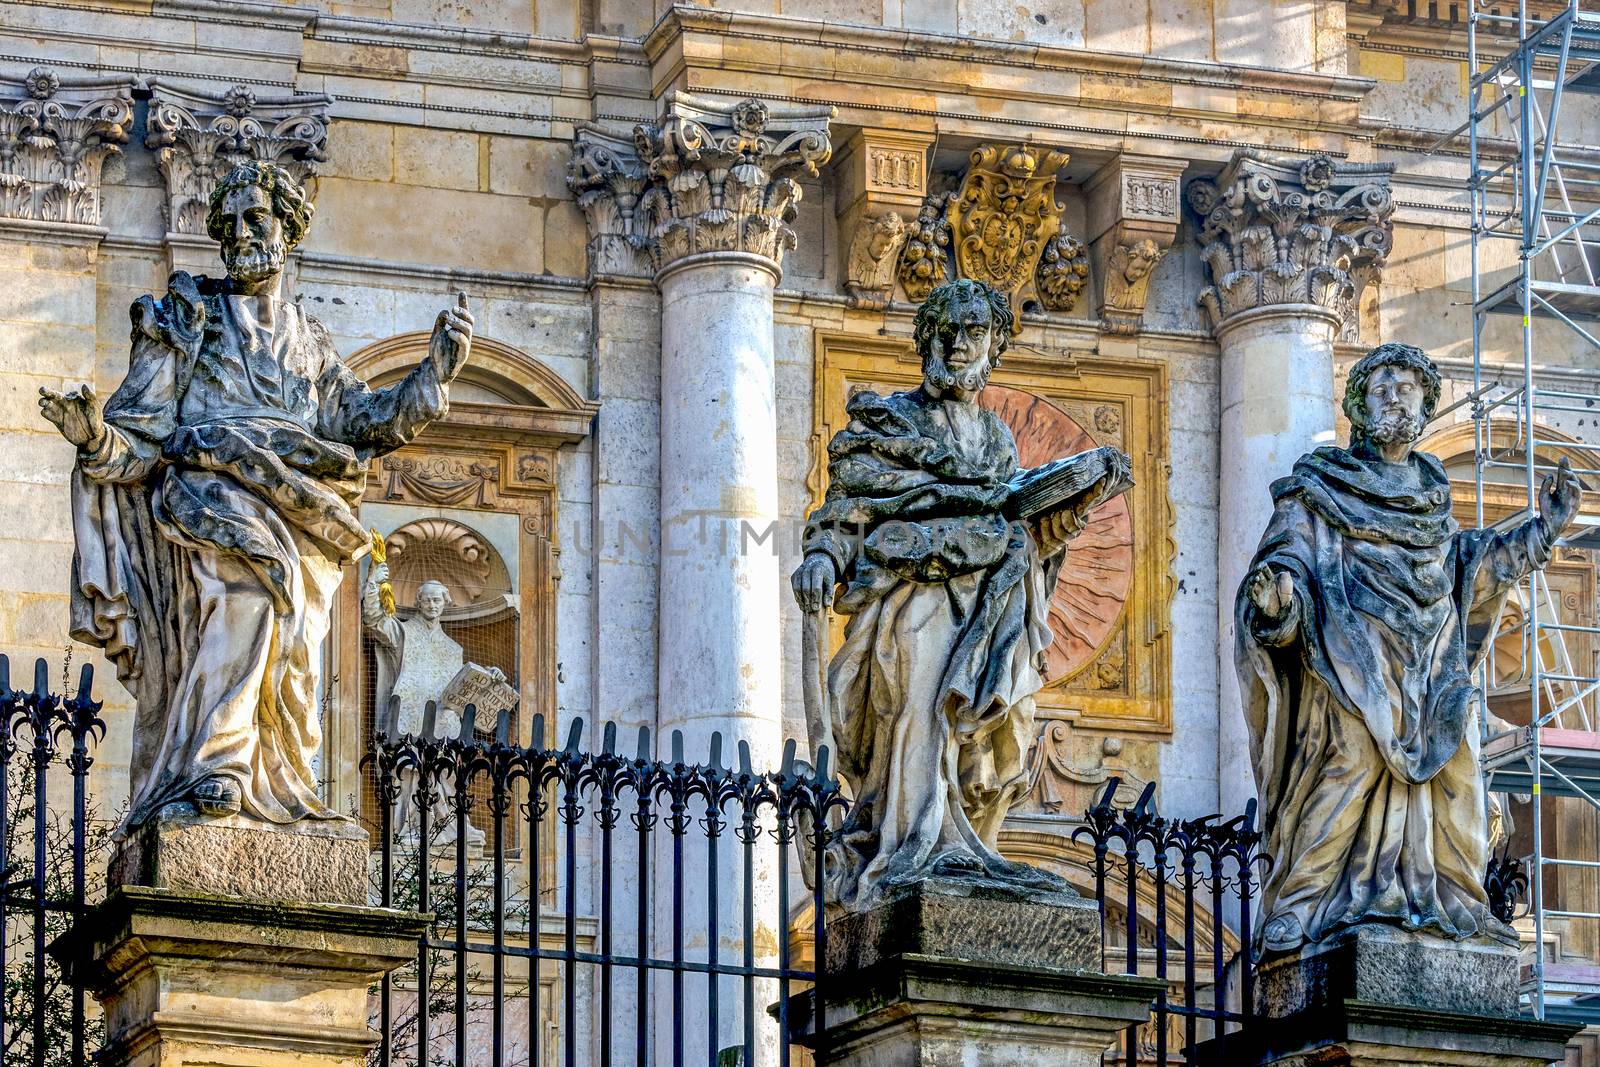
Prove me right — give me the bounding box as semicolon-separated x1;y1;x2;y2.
362;555;517;846
793;278;1133;910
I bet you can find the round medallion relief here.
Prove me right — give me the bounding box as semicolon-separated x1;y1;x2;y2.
978;385;1134;684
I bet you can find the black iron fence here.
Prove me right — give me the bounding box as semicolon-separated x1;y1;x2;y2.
0;649;1296;1067
1075;779;1271;1067
364;698;849;1067
0;655;106;1067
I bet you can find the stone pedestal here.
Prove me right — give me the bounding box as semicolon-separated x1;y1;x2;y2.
800;881;1163;1066
1195;926;1582;1067
109;809;369;905
65;817;424;1066
67;885;425;1067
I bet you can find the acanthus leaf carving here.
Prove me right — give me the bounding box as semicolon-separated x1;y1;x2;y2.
568;95;833;277
568;122;651;277
145;79;330;236
1186;151;1394;340
0;67;134;228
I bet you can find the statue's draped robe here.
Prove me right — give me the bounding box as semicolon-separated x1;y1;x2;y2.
70;271;448;832
805;387;1103;910
1238;444;1550;947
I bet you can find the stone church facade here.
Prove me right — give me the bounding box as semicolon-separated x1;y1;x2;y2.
1;0;1597;1059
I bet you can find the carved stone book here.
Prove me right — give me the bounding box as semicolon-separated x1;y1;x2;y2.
441;663;519;719
1002;445;1133;521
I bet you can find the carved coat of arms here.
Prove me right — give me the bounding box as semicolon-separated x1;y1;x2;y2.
946;144;1069;326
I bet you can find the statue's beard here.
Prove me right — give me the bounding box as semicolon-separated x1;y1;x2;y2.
924;350;992;400
1368;408;1424;446
224;239;287;284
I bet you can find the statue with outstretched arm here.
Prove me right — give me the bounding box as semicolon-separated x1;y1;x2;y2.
40;161;473;834
1235;342;1581;953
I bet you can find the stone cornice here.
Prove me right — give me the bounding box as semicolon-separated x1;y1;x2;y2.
1187;150;1395;340
0;67;134;230
643;4;1377;104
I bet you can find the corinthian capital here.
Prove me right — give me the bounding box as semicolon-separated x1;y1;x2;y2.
146;80;330;236
1186;152;1394;338
637;94;833;273
0;68;134;230
568;122;651;277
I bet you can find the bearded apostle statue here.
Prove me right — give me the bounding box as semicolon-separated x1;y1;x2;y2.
792;279;1133;911
1237;343;1582;953
39;161;473;834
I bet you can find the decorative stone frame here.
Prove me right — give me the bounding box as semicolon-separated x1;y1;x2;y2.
810;331;1174;734
322;332;598;812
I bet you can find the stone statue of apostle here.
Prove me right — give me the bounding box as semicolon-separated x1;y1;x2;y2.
793;278;1132;911
39;160;473;834
1238;342;1581;953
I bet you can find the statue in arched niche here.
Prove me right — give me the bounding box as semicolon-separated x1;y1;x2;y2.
363;555;513;846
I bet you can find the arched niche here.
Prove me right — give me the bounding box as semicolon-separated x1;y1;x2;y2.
326;332;598;824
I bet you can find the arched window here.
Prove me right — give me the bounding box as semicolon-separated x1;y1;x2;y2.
322;332;597;839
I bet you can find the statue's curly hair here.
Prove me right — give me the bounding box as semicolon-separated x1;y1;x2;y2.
1343;342;1441;439
205;160;314;249
912;279;1014;365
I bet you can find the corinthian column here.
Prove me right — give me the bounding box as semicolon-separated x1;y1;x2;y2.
637;94;832;762
1186;152;1393;816
573;96;832;1063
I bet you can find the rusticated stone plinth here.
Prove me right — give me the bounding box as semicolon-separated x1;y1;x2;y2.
796;880;1162;1066
1195;926;1581;1067
109;809;368;905
61;886;426;1067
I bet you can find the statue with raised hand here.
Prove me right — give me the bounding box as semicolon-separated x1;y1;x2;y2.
1237;342;1582;953
41;160;473;834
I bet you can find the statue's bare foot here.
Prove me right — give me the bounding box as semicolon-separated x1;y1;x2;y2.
1261;914;1304;953
193;775;241;817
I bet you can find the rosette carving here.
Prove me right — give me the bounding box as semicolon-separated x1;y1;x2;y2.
146;80;330;235
0;67;134;227
1186;151;1394;338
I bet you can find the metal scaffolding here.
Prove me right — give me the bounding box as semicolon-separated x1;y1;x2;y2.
1466;0;1600;1027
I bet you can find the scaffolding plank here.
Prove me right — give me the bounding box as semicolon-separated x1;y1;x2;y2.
1484;728;1600;802
1481;279;1600;322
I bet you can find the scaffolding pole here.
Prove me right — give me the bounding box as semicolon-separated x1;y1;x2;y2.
1468;0;1600;1030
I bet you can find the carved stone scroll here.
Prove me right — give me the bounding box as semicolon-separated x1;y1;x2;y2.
1186;151;1394;340
834;128;932;308
0;68;134;229
1084;154;1187;336
146;80;330;237
842;209;906;308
